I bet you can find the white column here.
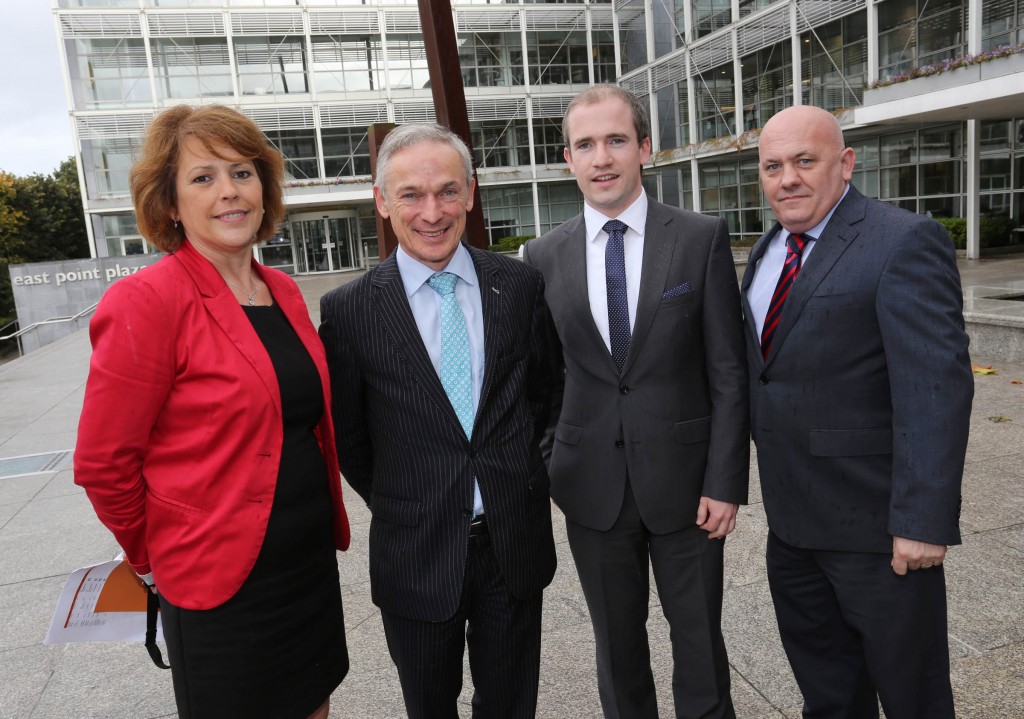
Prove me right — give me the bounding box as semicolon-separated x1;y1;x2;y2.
732;28;742;137
789;0;801;106
866;0;879;84
965;0;982;258
966;120;980;260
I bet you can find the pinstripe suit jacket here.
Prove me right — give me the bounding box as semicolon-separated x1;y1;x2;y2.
319;243;557;622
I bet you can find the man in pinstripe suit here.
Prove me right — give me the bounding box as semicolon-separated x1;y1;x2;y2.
319;124;556;719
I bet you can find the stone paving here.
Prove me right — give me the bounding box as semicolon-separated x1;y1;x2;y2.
0;256;1022;718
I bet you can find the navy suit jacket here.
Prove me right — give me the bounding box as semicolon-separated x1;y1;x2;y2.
319;244;556;622
741;186;974;552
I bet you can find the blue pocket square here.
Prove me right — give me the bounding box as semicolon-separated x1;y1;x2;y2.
661;282;691;299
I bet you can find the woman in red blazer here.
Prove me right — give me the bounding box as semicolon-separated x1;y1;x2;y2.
74;105;350;719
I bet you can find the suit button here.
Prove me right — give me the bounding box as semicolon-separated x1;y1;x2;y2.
619;386;630;395
615;439;624;448
759;374;769;385
462;509;472;518
468;449;477;459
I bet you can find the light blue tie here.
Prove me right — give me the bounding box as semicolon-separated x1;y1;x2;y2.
427;272;474;439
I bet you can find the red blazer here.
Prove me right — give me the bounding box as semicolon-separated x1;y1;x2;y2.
74;240;349;610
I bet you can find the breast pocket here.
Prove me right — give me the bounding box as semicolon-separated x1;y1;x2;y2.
659;292;697;310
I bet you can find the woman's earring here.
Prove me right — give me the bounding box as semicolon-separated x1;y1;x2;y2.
173;219;179;229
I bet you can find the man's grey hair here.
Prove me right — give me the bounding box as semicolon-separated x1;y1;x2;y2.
374;123;474;195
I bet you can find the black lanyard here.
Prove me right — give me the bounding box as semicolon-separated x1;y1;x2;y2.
146;590;170;670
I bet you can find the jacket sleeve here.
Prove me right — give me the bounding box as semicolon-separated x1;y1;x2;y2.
73;278;176;575
319;290;375;504
879;218;973;545
521;239;563;465
700;217;751;504
525;269;558;451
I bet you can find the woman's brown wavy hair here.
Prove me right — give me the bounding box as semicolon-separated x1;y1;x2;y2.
130;105;285;252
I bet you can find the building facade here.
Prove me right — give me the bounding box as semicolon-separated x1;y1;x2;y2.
53;0;1024;271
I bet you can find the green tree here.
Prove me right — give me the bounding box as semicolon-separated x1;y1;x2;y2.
14;158;89;262
0;158;89;326
0;172;28;325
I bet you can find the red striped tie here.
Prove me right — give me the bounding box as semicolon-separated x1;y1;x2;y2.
760;233;807;359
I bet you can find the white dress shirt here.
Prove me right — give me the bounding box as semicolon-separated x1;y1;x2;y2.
748;185;850;337
396;243;485;516
584;192;648;351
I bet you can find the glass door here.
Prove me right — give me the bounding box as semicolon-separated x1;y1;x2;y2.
327;217;358;271
290;212;360;273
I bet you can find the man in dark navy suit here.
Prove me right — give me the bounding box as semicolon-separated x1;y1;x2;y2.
320;124;556;719
743;104;973;718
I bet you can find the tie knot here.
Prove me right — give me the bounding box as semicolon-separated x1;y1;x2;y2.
603;219;627;237
787;233;807;255
427;272;458;297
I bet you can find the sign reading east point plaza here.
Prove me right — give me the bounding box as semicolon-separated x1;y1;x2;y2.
9;255;163;354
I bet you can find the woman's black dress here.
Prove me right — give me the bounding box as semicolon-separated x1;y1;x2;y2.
159;301;348;719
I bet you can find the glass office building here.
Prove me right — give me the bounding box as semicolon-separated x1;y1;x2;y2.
53;0;1024;269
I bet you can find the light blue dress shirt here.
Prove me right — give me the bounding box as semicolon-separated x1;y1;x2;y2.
396;243;485;517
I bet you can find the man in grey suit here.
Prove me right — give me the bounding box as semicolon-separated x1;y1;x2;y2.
319;124;556;719
523;85;748;719
743;105;973;718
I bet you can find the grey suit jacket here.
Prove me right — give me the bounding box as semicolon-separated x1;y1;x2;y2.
741;186;974;553
523;198;749;534
319;244;557;622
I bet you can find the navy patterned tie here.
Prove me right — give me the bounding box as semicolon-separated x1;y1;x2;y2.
760;233;807;359
604;219;630;373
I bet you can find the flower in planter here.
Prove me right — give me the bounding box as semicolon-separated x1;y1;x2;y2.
868;42;1024;89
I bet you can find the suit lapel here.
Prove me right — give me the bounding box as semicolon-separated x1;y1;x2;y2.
741;224;779;364
763;190;866;364
470;246;501;429
173;242;282;418
371;254;471;440
559;217;617;373
624;203;675;376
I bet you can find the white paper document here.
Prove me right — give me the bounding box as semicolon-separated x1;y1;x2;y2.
44;558;163;645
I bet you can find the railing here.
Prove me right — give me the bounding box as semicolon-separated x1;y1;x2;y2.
0;302;99;360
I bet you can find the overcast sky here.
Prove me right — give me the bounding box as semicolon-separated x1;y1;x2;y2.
0;1;75;177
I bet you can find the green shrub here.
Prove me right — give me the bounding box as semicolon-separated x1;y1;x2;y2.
934;215;1014;249
489;235;535;253
981;214;1015;247
935;217;966;249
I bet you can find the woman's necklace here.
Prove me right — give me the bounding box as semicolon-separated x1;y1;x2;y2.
224;276;260;306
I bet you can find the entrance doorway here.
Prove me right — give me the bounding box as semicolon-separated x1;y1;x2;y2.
291;212;360;273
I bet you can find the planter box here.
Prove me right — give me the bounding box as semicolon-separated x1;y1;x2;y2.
980;51;1024;80
865;52;1024;105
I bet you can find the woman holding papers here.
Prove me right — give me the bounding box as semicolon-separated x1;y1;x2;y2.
74;105;350;719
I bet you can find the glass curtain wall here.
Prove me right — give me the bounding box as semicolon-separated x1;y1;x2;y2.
742;41;792;131
695;63;735;141
151;37;233;99
67;38;151;109
878;0;966;80
802;12;867;111
310;35;381;93
982;0;1024;49
234;36;309;95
